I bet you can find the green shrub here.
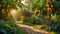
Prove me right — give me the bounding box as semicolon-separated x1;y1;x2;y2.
0;20;26;34
0;20;4;26
47;21;60;32
32;16;43;25
0;28;7;34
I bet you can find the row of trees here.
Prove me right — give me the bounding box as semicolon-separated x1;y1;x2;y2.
0;0;60;20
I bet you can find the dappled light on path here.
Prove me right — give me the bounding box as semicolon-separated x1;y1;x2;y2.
17;24;50;34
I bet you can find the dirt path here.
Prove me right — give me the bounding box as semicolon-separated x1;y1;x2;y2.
17;24;50;34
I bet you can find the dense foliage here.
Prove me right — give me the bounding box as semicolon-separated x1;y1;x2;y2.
0;0;26;34
0;20;26;34
22;0;60;34
0;0;60;34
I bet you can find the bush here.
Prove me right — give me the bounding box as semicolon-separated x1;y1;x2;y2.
0;28;7;34
0;20;26;34
47;21;60;32
32;16;43;25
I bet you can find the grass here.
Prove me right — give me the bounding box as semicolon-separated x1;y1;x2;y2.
14;25;26;34
34;25;42;29
50;31;58;34
34;25;59;34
